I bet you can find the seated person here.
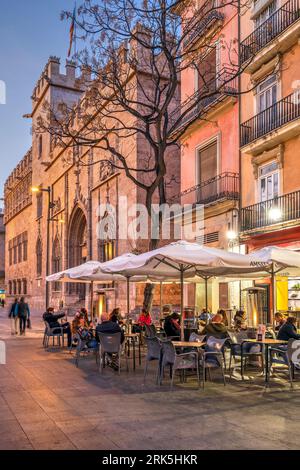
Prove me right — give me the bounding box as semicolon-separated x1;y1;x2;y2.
72;312;87;335
96;312;125;344
277;316;300;341
274;312;286;332
217;309;229;327
72;312;97;347
233;310;247;331
164;312;181;338
199;308;212;324
80;308;91;326
202;313;229;339
109;307;121;324
137;308;152;327
43;307;72;347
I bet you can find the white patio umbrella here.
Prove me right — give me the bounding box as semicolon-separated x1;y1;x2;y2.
246;246;300;315
46;255;148;319
46;261;127;320
100;240;265;338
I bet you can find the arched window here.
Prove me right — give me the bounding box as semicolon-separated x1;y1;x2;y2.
52;237;61;291
36;237;43;277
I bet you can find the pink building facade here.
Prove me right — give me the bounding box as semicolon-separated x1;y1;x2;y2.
178;1;240;312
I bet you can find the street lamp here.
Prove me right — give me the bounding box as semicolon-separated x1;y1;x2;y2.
226;229;238;241
268;206;282;222
30;186;64;309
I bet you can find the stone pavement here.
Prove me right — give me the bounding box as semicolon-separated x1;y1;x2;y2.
0;307;300;450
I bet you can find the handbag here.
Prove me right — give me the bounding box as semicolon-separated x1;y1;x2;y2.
27;318;32;329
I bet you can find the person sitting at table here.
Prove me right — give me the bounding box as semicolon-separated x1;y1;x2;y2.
109;307;121;324
137;308;152;328
217;309;229;327
164;312;181;338
233;310;247;331
96;312;125;370
43;307;72;347
96;312;125;344
277;316;300;341
72;311;88;335
201;313;229;339
199;308;212;324
80;308;91;326
274;312;286;332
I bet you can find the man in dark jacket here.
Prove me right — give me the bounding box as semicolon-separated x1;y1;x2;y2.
202;313;229;339
277;316;300;341
164;312;181;338
18;297;30;336
43;307;72;347
96;313;124;370
96;312;125;343
9;298;19;335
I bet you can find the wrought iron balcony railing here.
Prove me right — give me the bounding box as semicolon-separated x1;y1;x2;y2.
171;172;239;206
183;9;224;49
241;0;300;64
241;190;300;231
240;91;300;146
171;67;238;133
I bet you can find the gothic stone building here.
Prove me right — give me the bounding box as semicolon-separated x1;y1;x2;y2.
0;208;5;295
4;56;180;314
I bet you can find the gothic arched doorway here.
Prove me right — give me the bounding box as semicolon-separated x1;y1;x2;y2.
68;207;88;300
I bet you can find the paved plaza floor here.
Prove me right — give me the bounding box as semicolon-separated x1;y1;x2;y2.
0;308;300;450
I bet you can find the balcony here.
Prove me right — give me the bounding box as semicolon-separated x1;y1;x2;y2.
171;67;238;135
241;190;300;232
183;10;224;50
241;0;300;73
172;172;239;207
240;91;300;154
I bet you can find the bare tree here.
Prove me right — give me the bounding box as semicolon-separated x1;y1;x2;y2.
37;0;252;308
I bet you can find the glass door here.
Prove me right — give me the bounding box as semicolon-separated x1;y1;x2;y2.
257;75;278;136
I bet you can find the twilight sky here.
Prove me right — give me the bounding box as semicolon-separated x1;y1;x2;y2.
0;0;75;198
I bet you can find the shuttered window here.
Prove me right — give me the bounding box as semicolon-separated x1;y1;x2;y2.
198;140;218;184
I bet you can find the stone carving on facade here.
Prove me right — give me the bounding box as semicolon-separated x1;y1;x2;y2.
99;157;115;182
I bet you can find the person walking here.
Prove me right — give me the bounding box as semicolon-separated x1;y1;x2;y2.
8;298;19;335
18;297;30;336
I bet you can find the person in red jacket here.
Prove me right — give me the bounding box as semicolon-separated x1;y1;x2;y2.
137;308;152;327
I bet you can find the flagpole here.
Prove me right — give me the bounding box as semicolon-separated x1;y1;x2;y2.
74;2;77;57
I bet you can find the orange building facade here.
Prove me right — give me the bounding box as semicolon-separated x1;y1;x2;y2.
239;0;300;317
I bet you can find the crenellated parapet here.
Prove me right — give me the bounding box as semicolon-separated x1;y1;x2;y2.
4;149;33;224
31;56;91;106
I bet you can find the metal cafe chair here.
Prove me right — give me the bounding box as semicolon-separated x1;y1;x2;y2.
228;331;264;380
199;336;227;388
160;339;200;389
43;321;64;349
74;333;99;368
143;336;162;385
98;332;127;375
269;338;300;388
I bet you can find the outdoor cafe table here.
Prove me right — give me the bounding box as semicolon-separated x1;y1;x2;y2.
125;333;142;371
243;338;288;384
172;341;205;349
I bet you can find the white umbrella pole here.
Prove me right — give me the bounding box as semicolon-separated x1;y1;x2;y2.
90;281;94;322
126;276;130;318
204;277;208;311
180;266;184;341
271;262;276;321
160;281;163;319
